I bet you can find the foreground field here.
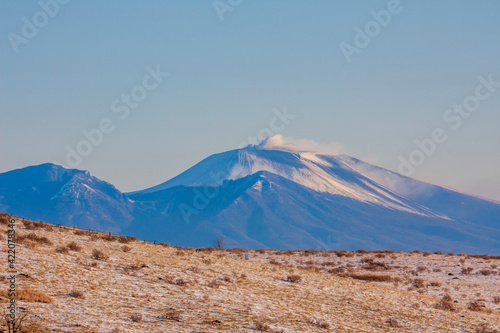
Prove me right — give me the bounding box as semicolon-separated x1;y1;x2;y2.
0;213;499;332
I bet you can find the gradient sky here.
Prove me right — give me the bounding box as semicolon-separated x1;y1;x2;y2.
1;0;499;201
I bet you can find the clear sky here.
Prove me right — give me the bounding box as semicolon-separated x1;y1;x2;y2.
1;0;499;201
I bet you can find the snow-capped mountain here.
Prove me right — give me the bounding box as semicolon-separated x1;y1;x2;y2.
125;143;500;253
1;141;499;253
337;155;500;229
136;145;447;218
0;163;135;232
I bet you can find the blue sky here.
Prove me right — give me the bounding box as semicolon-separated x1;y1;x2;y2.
1;0;499;201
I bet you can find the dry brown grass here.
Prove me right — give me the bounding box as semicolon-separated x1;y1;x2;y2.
66;241;81;251
468;300;484;312
122;245;132;252
118;235;136;243
164;307;182;321
479;269;494;276
102;232;119;242
3;213;500;332
68;290;84;299
285;274;302;283
17;233;52;246
207;279;221;288
345;273;393;283
1;309;48;333
462;267;474;275
91;249;109;260
130;312;143;322
434;294;456;312
1;288;53;304
55;246;69;254
73;229;88;236
475;323;500;333
23;221;44;230
0;213;10;225
412;278;425;289
386;318;400;327
363;260;390;271
165;275;190;286
254;321;271;331
429;281;442;287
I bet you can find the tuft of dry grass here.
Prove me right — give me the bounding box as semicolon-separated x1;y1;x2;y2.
1;288;53;304
17;233;52;246
207;279;221;288
23;221;43;230
165;275;190;286
73;229;88;236
55;246;69;254
475;323;500;333
428;281;441;287
1;309;48;333
254;321;271;331
468;300;484;312
386;318;400;327
345;273;393;283
434;294;456;312
130;312;143;322
362;258;390;271
67;241;81;251
122;245;132;252
68;290;85;299
91;249;109;260
0;213;10;225
462;267;474;275
479;269;494;276
164;307;182;321
285;275;302;283
412;278;425;289
118;235;136;243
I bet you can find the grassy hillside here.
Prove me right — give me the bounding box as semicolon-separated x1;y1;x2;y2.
0;212;499;332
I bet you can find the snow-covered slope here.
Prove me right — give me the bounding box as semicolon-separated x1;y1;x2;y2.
126;143;500;253
134;147;448;219
0;163;135;232
127;170;500;253
338;155;500;229
2;142;500;253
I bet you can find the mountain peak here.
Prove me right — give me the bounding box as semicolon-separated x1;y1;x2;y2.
2;146;500;253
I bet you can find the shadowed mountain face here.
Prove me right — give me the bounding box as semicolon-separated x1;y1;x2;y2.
1;146;500;253
0;163;134;232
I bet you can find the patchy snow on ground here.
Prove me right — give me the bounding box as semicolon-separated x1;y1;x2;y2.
0;215;499;332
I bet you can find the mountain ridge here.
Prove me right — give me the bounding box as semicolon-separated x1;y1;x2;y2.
1;143;499;253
